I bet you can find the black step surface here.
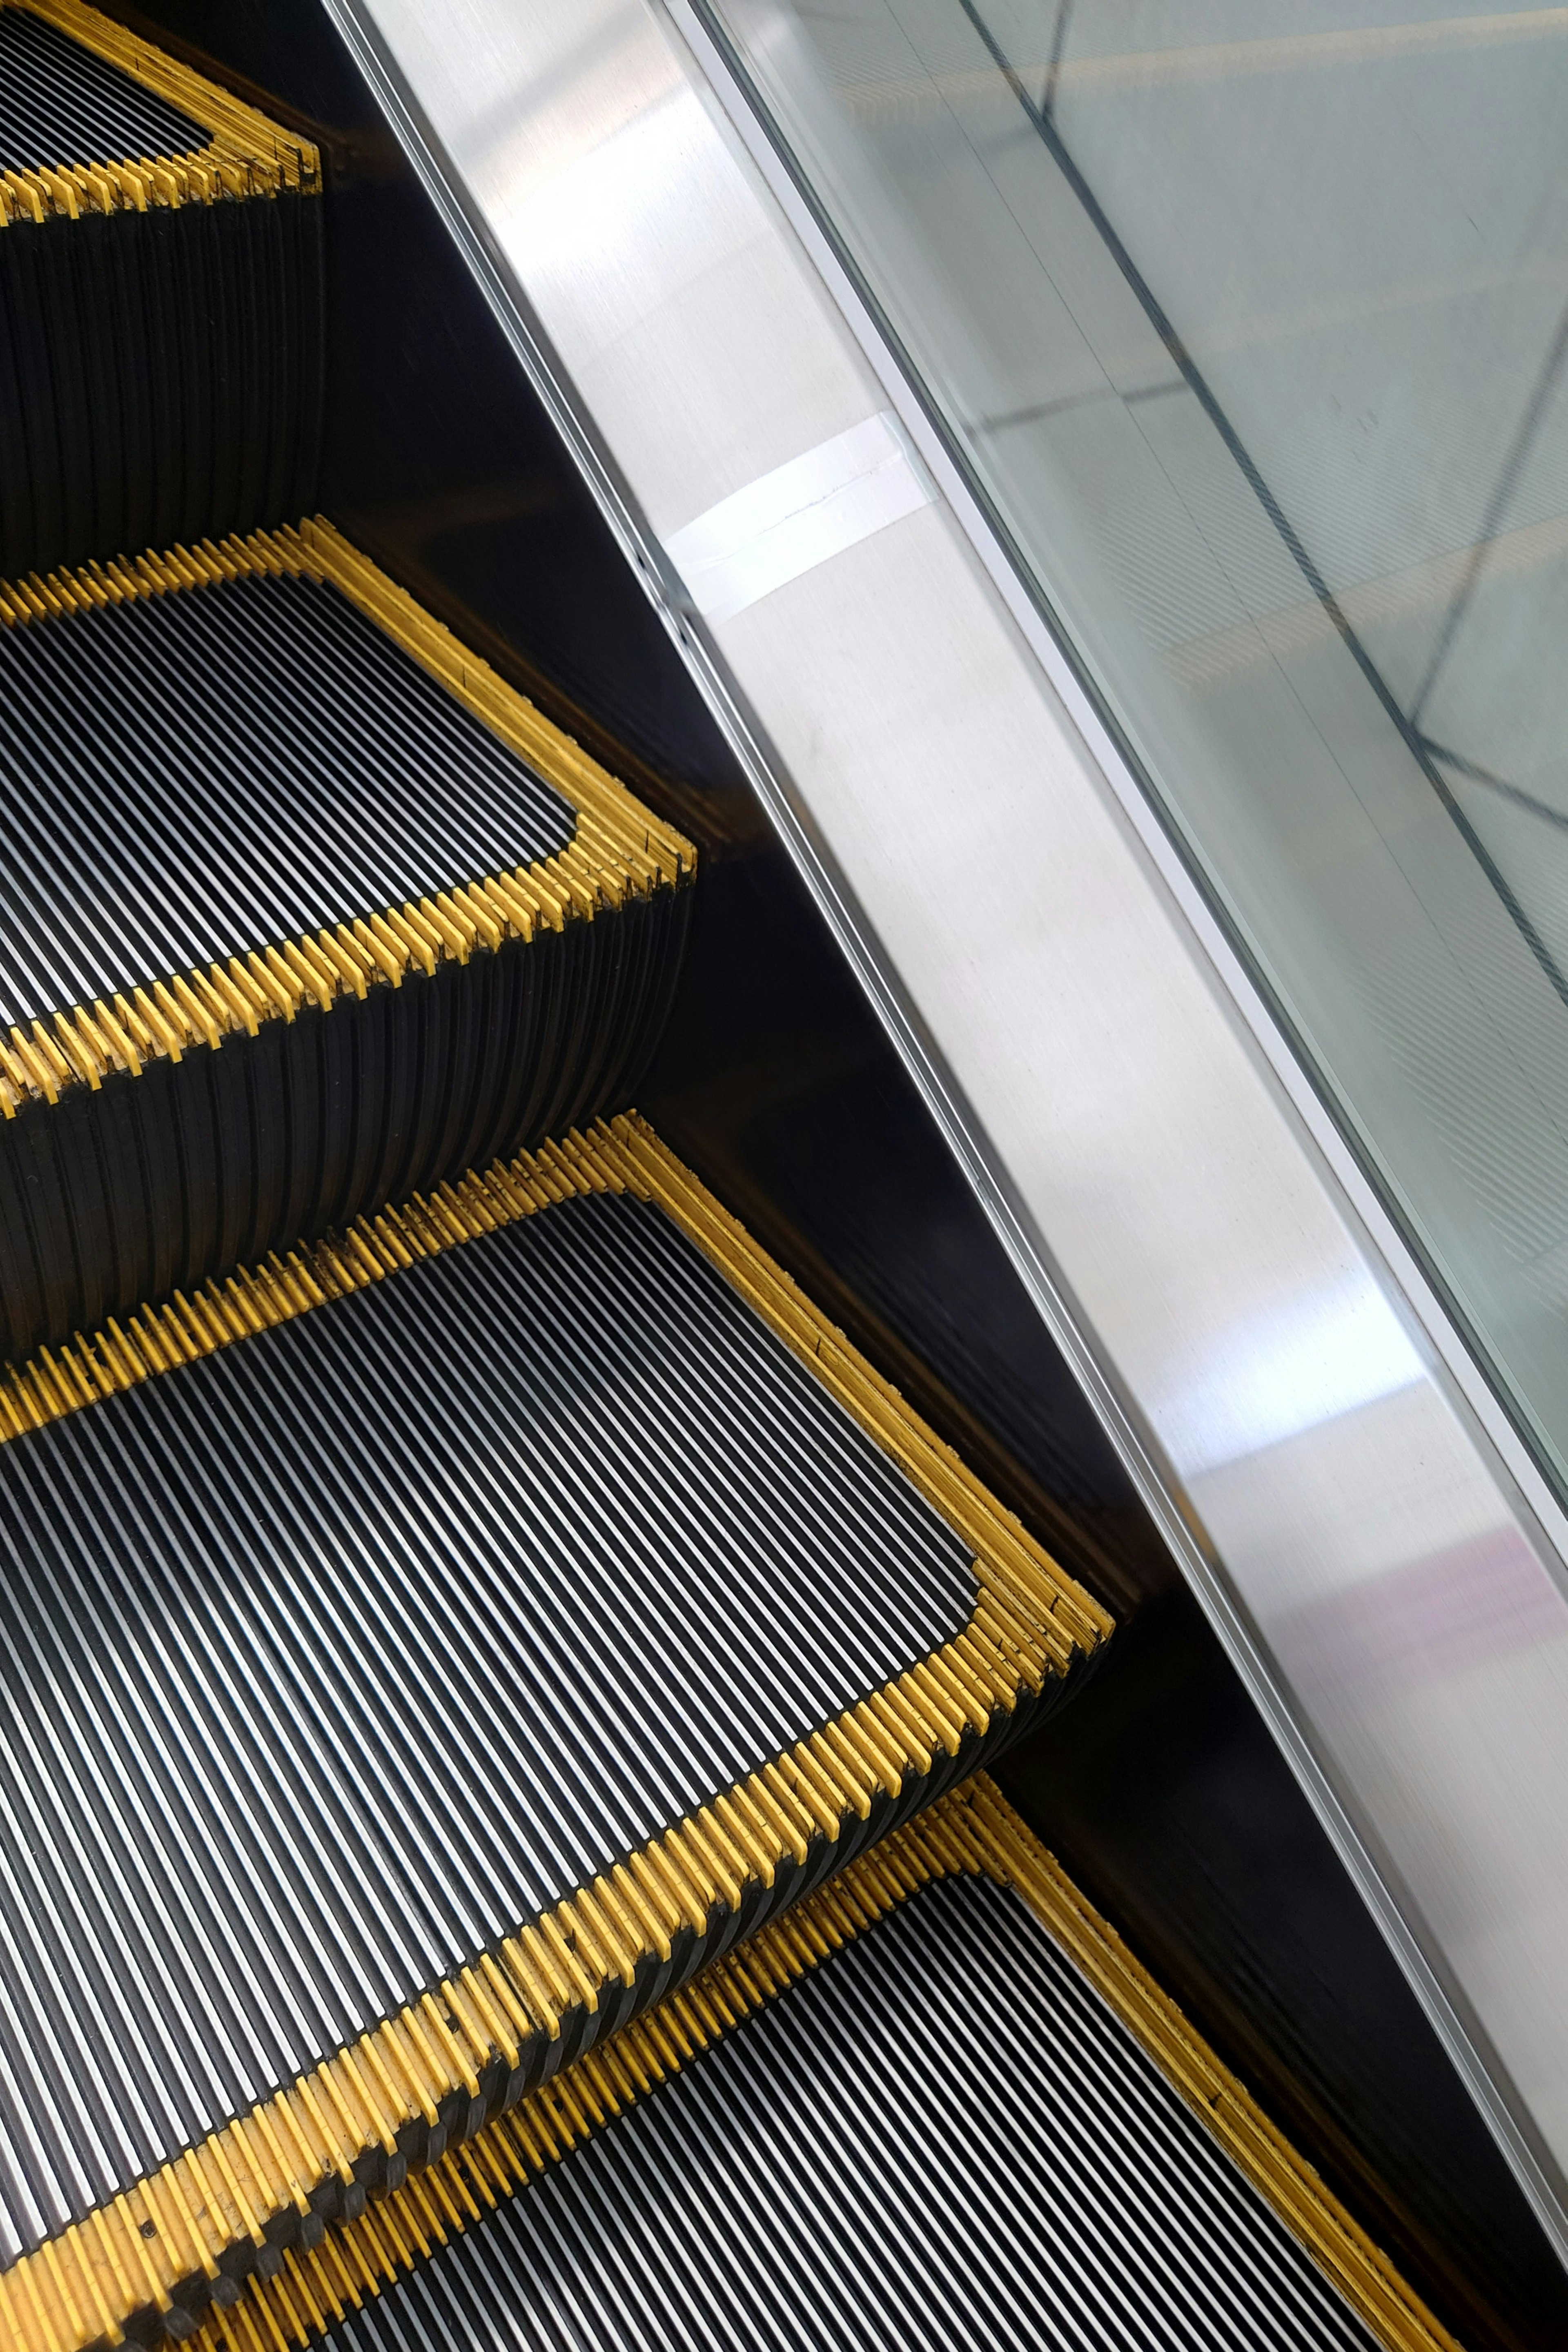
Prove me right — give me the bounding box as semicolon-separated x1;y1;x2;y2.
0;1189;987;2263
0;570;573;1025
0;569;686;1359
321;1871;1377;2352
0;8;204;172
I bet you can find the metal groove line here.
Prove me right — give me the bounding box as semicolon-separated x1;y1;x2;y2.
0;1123;1106;2350
0;8;200;170
466;1883;1370;2352
91;1781;1459;2352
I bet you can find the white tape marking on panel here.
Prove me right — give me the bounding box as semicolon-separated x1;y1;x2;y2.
664;411;931;622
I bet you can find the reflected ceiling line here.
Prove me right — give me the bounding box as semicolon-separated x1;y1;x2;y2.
1041;0;1073;120
954;0;1568;1023
834;14;1568;125
1410;291;1568;733
972;373;1181;438
1425;739;1568;837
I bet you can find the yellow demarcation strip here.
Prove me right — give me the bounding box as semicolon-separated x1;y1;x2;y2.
0;0;322;217
0;1782;1463;2352
0;517;695;1118
0;1119;1110;2352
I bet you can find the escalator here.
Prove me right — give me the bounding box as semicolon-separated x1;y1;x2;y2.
171;1784;1415;2352
0;5;1562;2350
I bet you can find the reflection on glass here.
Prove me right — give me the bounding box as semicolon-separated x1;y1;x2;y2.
701;0;1568;1495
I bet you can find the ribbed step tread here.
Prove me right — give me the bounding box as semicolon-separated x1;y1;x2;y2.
0;1123;1099;2274
0;1189;963;2251
284;1878;1379;2352
0;566;572;1024
0;4;323;581
0;7;203;173
82;1782;1444;2352
0;526;694;1360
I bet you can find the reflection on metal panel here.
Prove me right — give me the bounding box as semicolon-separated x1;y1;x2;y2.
331;0;1568;2261
664;410;931;619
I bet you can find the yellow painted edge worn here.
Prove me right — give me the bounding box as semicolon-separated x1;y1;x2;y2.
0;1785;1462;2352
0;1122;1101;2351
0;522;695;1117
0;0;320;218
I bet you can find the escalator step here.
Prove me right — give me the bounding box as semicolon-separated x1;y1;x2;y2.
31;1782;1448;2352
0;5;200;164
0;1116;1109;2348
0;519;695;1360
355;1881;1370;2352
0;0;324;578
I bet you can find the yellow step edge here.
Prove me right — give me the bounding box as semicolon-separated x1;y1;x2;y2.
189;1813;956;2352
0;0;321;218
0;1120;1107;2350
0;521;696;1118
0;1781;1462;2352
0;1113;1108;1669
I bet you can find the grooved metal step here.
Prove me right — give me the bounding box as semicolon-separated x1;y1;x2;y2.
349;1871;1375;2352
0;523;694;1359
0;1119;1107;2349
0;7;200;170
98;1782;1446;2352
